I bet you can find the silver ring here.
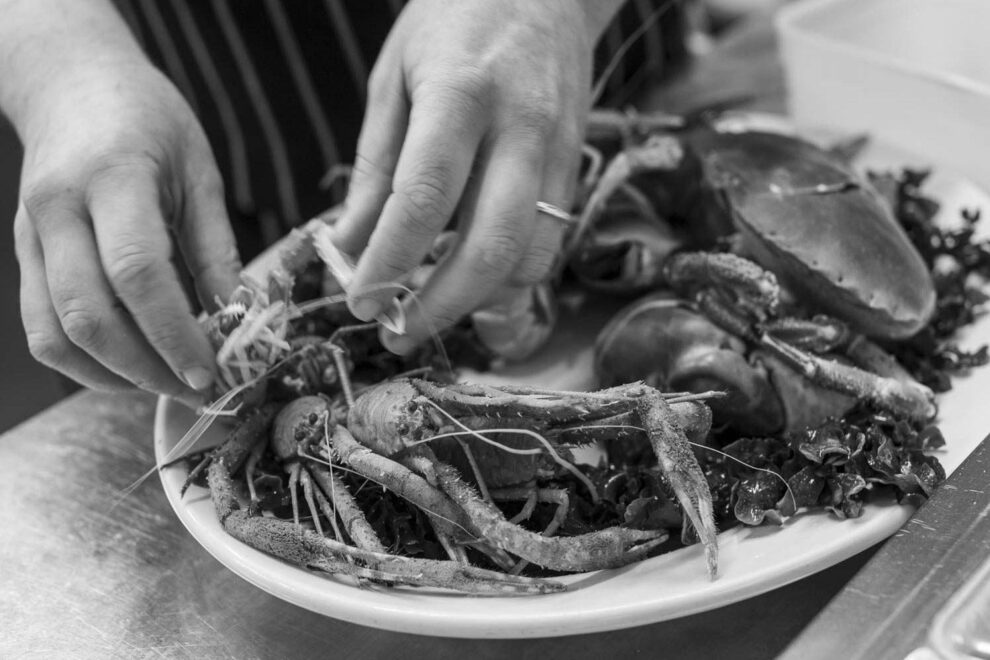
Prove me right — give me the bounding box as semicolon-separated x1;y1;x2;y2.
536;201;573;225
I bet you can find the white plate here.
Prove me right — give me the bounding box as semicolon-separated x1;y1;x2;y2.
155;138;990;638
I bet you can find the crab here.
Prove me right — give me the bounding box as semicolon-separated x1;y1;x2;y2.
567;109;938;432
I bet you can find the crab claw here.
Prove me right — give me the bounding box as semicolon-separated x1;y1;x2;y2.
596;293;784;435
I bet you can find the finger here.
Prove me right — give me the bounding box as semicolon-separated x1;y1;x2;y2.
513;119;584;285
348;84;487;321
24;186;206;402
381;133;546;354
332;60;409;255
14;205;133;392
175;160;242;310
88;162;218;392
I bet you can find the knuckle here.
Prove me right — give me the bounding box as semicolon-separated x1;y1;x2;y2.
557;118;584;155
58;302;106;350
26;328;68;367
21;180;73;227
351;152;393;187
510;95;560;139
469;232;524;279
514;245;558;284
86;150;162;196
106;245;161;292
211;241;242;273
395;174;456;237
142;318;193;362
91;148;161;178
13;209;32;248
418;67;491;119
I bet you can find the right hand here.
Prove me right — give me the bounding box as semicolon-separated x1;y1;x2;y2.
13;59;241;406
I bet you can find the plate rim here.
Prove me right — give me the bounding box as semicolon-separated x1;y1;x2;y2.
155;399;918;637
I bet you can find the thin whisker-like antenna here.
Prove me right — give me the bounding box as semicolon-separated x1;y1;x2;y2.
419;400;599;503
295;293;349;314
564;422;797;504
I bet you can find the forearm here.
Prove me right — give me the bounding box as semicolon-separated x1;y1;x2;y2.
0;0;146;140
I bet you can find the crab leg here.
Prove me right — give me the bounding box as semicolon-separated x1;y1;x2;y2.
762;334;936;421
664;251;780;316
762;316;850;353
842;335;921;384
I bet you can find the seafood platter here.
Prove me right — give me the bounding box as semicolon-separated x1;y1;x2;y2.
155;110;990;637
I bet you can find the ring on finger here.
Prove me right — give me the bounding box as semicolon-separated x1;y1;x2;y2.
536;201;574;226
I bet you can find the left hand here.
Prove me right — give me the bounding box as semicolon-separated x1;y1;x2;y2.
331;0;623;353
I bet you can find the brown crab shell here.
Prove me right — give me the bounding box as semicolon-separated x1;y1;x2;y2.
694;130;936;339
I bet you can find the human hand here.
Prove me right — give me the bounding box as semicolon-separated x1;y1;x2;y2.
13;59;240;406
332;0;623;354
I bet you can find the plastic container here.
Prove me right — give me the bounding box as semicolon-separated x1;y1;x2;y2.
775;0;990;187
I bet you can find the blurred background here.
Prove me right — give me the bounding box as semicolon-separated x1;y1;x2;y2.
0;119;62;432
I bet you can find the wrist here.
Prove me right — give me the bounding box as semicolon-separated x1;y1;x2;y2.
0;0;148;140
15;56;156;149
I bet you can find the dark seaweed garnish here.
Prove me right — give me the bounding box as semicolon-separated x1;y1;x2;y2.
871;169;989;391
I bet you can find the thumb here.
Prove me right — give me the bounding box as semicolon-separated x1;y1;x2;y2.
177;166;242;310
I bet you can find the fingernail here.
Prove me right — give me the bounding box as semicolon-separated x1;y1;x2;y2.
352;298;382;322
181;366;214;391
384;332;417;356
